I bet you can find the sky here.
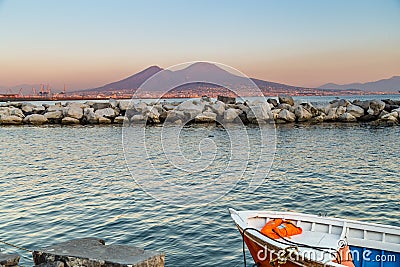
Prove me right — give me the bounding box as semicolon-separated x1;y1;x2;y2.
0;0;399;91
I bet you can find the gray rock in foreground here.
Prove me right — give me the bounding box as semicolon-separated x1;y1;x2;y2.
32;238;165;267
0;252;20;267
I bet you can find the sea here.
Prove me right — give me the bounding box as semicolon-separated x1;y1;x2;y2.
0;94;399;266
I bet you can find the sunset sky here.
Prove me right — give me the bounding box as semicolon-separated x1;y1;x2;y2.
0;0;399;91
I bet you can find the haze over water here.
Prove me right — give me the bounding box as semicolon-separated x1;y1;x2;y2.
1;96;399;266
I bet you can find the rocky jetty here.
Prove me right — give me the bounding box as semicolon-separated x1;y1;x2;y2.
32;238;165;267
0;96;399;126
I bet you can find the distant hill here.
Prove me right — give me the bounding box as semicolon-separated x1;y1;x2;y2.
79;62;314;94
83;65;164;92
319;76;400;92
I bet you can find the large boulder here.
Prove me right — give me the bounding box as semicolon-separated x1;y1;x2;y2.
98;117;112;124
246;102;272;124
114;116;129;124
61;117;80;125
64;103;83;120
0;115;23;125
353;100;370;110
346;104;365;118
223;108;242;123
338;112;357;122
164;110;185;123
83;108;99;124
95;108;118;118
194;111;217;123
267;98;279;108
47;104;64;112
92;102;111;111
142;107;160;124
300;103;319;116
368;100;385;116
0;252;20;267
294;106;312;122
207;101;225;117
177;100;205;117
278;95;295;106
277;109;296;122
133;102;148;112
118;100;132;111
44;111;63;120
23;114;48;125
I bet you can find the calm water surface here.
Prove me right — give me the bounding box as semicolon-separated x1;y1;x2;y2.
0;123;399;266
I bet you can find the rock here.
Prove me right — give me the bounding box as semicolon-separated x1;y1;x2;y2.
217;95;235;104
353;100;370;110
162;104;177;111
21;103;35;113
143;106;160;124
118;100;132;111
61;117;80;125
338;112;357;122
346;104;365;118
165;110;185;123
32;238;165;267
130;114;145;123
33;105;46;113
109;98;118;108
246;102;272;124
0;115;23;125
338;99;351;107
336;106;347;116
9;107;25;118
134;102;148;112
277;103;294;113
359;114;377;122
44;111;63;120
325;108;338;121
201;95;211;102
267;98;278;108
381;111;399;119
271;109;281;120
311;114;326;123
194;111;217;123
0;252;20;266
278;95;294;106
177;100;205;119
92;102;111;111
35;260;65;267
278;109;296;122
83;108;99;124
207;101;226;116
64;103;83;120
379;110;389;118
300;103;319;116
23;114;48;125
223;108;242;123
114;116;129;124
98;117;112;124
369;100;385;115
95;108;117;118
47;104;64;112
294;106;312;122
393;108;400;118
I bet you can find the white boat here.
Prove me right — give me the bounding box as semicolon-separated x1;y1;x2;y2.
229;208;400;267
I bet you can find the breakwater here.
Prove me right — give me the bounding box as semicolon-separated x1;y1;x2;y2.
0;96;399;126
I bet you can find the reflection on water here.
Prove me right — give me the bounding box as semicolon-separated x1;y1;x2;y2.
0;124;399;266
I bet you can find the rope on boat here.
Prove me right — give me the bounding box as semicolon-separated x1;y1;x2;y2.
0;238;34;253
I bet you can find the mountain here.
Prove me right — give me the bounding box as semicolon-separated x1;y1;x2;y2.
84;65;164;92
79;62;313;94
319;76;400;92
